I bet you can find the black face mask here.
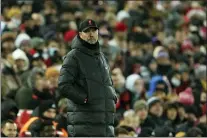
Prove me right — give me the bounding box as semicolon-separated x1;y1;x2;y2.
157;64;172;75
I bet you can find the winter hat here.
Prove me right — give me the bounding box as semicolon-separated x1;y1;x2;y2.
147;97;161;110
30;37;45;49
186;127;203;137
6;7;21;19
133;100;148;112
194;64;206;80
181;39;194;52
125;74;141;93
12;49;29;71
39;100;56;116
115;22;127;32
15;33;31;48
27;67;45;88
78;19;98;32
153;46;169;59
116;10;130;22
64;30;77;42
152;126;174;137
45;67;60;79
179;87;194;105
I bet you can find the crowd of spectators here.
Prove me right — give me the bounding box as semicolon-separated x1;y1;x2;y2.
1;0;206;137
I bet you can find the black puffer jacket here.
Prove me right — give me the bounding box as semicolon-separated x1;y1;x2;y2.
58;36;117;137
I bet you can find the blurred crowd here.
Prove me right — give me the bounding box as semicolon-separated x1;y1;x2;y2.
1;0;207;137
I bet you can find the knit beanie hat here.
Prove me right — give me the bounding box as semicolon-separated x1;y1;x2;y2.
179;87;194;105
133;100;148;112
39;100;56;117
147;97;161;110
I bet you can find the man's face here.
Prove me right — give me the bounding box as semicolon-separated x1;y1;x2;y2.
35;74;47;91
43;108;56;119
2;41;15;56
167;108;177;121
136;108;148;121
2;123;17;137
111;68;124;87
79;27;98;44
149;102;163;117
15;59;25;70
134;79;144;93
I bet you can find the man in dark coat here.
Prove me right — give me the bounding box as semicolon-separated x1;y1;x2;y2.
58;19;117;137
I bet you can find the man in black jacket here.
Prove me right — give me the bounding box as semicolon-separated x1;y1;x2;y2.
58;19;117;137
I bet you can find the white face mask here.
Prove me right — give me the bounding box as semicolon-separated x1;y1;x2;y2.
171;77;181;87
11;17;21;26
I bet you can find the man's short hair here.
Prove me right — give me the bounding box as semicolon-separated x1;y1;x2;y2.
1;119;15;128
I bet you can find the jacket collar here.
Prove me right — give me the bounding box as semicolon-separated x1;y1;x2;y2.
71;35;101;56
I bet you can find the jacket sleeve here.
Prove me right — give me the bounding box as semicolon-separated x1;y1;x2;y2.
58;53;87;104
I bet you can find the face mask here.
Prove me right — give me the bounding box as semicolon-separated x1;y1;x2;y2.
157;64;172;75
171;77;181;87
11;18;21;26
48;47;58;57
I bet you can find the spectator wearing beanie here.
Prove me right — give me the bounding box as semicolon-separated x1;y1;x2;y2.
176;102;188;125
163;102;179;131
45;67;60;101
151;125;175;137
19;100;57;137
186;127;203;137
147;97;164;127
133;100;155;131
176;105;198;134
15;67;53;109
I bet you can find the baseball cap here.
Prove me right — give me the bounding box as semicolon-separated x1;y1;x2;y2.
79;19;98;32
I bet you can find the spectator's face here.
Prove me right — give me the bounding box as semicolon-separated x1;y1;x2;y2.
111;68;124;87
134;79;144;93
47;75;59;88
167;108;177;121
149;61;157;72
43;108;56;119
79;28;98;44
32;59;45;68
136;108;148;121
35;75;47;91
178;107;186;118
15;59;25;69
2;41;15;56
2;122;17;137
181;72;190;82
149;102;163;117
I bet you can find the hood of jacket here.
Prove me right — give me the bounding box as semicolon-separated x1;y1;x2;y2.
12;49;29;71
125;74;141;93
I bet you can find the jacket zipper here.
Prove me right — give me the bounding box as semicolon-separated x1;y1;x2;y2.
98;54;107;135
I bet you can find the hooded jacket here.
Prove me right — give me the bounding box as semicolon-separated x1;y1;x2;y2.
12;49;29;73
1;99;19;121
58;35;117;137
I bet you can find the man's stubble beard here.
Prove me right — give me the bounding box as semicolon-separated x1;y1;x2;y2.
86;37;98;44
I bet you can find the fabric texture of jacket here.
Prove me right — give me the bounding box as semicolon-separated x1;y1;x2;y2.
58;36;117;137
